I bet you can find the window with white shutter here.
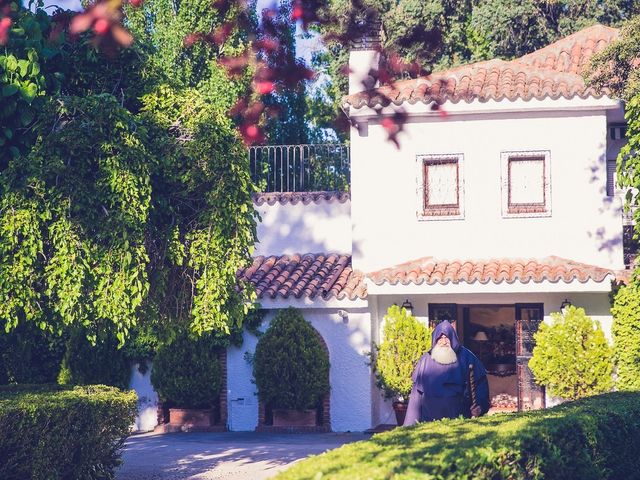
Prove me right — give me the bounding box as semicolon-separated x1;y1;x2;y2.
501;151;551;218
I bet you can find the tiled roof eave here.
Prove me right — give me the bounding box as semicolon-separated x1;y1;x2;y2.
344;89;613;110
369;274;614;287
367;257;615;287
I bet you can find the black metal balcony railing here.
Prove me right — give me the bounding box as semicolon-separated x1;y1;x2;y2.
249;144;350;192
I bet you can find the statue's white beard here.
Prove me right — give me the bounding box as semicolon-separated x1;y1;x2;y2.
431;345;458;365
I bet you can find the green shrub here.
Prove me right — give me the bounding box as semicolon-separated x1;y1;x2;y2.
374;305;431;400
0;323;66;385
277;392;640;480
151;334;222;409
611;284;640;390
57;328;131;390
529;305;613;400
0;384;137;480
253;307;329;410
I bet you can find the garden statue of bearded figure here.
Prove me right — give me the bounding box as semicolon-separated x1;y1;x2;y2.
403;321;490;425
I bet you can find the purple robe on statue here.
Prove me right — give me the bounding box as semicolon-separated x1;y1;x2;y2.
403;321;490;425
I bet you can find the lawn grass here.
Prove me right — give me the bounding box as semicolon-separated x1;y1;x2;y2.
277;392;640;480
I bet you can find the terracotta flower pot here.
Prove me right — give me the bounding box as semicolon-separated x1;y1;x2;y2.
392;401;408;426
272;408;317;427
169;408;212;428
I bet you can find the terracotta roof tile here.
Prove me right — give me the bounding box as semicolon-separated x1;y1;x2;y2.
253;191;350;206
367;256;614;286
344;25;619;108
238;253;366;300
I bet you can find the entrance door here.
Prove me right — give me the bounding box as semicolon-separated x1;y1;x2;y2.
515;304;545;410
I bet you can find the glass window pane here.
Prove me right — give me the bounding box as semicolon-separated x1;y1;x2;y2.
427;162;458;205
510;159;544;205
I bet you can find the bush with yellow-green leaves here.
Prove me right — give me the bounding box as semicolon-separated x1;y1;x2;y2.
529;305;613;400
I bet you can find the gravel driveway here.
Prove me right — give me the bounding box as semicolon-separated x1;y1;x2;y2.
117;432;369;480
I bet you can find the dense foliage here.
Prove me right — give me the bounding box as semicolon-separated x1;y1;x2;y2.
588;17;640;393
611;284;640;391
529;306;613;400
151;334;222;409
57;328;131;390
0;2;258;343
0;384;137;480
278;391;640;480
374;305;431;400
253;307;329;410
0;323;66;385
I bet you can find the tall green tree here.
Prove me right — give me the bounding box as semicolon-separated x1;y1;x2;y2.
261;1;310;145
589;15;640;391
0;2;257;344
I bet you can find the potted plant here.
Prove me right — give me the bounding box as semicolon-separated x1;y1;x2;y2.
373;305;432;425
151;334;222;429
253;307;330;427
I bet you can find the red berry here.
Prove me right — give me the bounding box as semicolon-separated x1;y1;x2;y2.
291;6;303;20
255;81;275;95
381;117;396;132
246;125;259;139
130;0;143;7
93;18;110;36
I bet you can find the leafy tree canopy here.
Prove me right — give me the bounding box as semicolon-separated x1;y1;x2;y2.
0;1;257;344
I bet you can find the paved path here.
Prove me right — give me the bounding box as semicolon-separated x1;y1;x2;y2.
117;432;369;480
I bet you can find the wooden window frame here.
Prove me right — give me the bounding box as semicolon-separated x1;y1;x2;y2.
416;153;464;221
501;150;551;218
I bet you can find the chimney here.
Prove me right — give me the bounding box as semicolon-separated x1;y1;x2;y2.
348;15;381;95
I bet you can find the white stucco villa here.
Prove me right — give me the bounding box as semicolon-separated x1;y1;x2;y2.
132;24;632;433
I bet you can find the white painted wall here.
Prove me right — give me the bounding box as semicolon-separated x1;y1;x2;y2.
227;307;373;432
129;362;159;432
369;291;612;426
350;107;625;273
254;198;351;256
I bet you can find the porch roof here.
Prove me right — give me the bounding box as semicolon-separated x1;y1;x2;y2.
238;253;367;301
367;256;618;287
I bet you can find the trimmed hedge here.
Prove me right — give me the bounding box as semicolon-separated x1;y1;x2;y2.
0;384;137;480
277;392;640;480
151;334;222;409
253;307;330;410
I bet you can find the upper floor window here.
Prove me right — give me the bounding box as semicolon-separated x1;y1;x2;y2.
501;150;551;218
417;153;464;220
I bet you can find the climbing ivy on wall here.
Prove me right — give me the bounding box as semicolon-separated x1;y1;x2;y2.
611;285;640;391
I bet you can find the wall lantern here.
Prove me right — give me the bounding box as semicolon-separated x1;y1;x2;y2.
560;299;572;311
401;299;414;316
472;331;489;342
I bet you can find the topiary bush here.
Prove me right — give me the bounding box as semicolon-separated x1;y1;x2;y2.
374;304;432;400
151;334;222;409
611;284;640;391
0;384;137;480
277;391;640;480
253;307;330;410
529;305;613;400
